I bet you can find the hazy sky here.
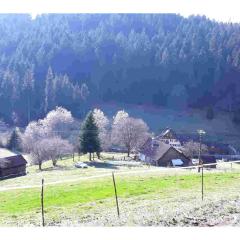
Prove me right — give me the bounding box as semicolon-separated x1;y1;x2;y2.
0;0;239;23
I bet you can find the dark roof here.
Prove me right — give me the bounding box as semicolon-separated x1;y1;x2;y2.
140;138;172;161
0;155;27;169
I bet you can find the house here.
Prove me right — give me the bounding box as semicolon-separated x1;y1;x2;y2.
139;138;191;167
0;155;27;179
155;128;182;150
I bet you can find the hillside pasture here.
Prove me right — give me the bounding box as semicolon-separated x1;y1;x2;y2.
0;170;240;226
1;149;240;226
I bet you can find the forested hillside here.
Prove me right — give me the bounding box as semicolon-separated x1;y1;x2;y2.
1;13;240;125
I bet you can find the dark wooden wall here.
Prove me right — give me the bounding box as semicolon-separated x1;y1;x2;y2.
157;148;190;167
0;165;26;179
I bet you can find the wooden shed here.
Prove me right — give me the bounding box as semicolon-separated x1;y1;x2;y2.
0;155;27;179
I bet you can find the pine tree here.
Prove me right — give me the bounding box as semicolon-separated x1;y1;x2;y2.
79;111;101;161
23;66;34;124
44;66;55;113
206;106;214;120
7;127;21;152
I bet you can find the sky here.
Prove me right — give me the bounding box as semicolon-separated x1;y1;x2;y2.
0;0;239;23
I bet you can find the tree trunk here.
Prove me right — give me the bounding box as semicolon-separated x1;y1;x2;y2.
127;148;130;157
39;162;42;171
52;159;57;167
89;152;91;161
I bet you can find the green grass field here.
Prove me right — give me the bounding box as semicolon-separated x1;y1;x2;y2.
1;169;240;226
1;149;240;226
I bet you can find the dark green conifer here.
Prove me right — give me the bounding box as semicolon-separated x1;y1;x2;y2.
79;111;101;161
7;127;21;152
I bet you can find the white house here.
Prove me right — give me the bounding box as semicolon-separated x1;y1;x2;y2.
156;128;182;150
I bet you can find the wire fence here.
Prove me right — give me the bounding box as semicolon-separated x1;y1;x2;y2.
1;160;240;226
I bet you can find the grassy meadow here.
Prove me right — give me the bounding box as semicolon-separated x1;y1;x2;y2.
1;149;240;226
1;164;240;226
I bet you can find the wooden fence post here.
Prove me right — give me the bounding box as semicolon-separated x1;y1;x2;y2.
201;165;204;201
112;172;120;217
41;178;45;227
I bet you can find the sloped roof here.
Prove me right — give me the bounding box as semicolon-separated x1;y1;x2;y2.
140;138;172;161
0;155;27;169
156;128;177;140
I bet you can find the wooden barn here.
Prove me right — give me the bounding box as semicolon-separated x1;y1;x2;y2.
139;138;191;167
0;155;27;179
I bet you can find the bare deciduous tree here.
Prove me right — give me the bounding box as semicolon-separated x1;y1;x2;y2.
21;120;50;153
183;140;208;159
30;137;73;170
93;108;111;151
30;140;49;170
112;110;129;126
112;116;150;157
39;137;73;166
22;107;74;169
42;106;74;138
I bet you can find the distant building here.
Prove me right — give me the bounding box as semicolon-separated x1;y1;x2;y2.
139;139;191;167
155;128;182;150
0;155;27;179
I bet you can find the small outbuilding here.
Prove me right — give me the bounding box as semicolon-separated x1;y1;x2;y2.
0;155;27;179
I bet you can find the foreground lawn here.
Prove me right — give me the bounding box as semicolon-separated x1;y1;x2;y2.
0;171;240;226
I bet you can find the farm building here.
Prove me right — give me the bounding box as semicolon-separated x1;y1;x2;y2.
139;138;191;167
155;128;182;150
0;155;27;179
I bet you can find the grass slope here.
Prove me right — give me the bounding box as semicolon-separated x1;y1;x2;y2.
1;170;240;226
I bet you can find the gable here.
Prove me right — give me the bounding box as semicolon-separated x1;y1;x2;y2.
157;147;190;166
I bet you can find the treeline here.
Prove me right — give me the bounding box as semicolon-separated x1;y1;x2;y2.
1;14;240;125
4;107;150;169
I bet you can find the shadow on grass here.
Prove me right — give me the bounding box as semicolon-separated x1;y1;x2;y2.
40;165;74;172
85;161;119;169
